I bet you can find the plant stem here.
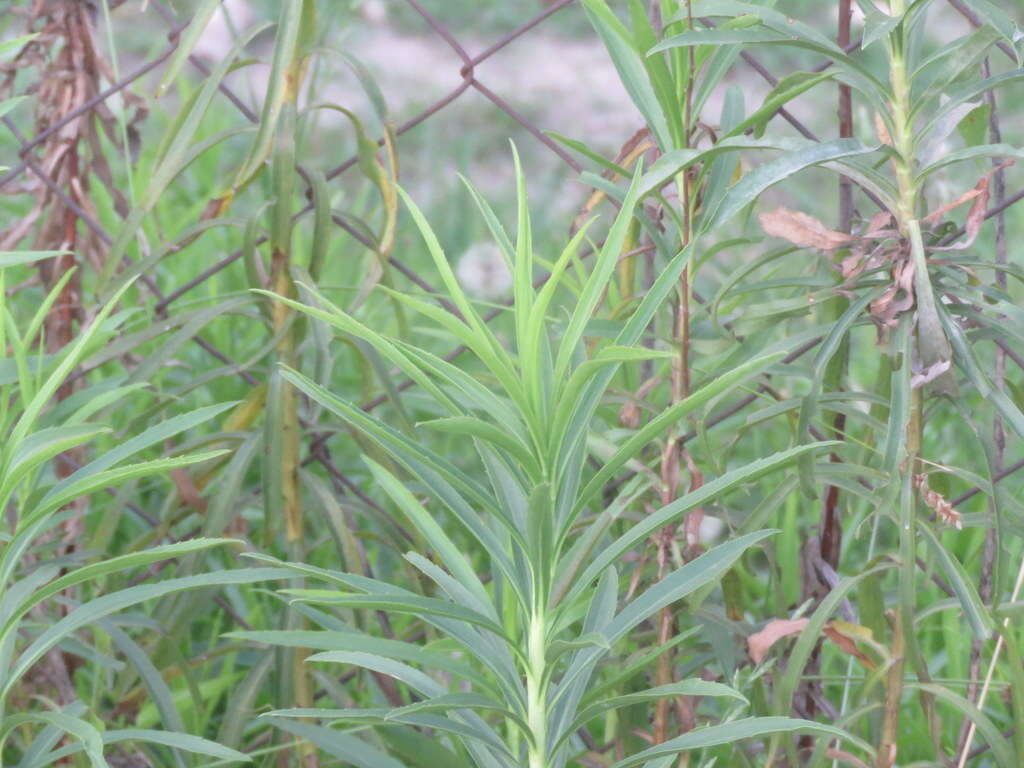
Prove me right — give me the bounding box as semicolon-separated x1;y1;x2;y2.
527;611;548;768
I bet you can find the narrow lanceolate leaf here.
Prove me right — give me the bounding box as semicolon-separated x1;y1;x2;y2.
918;522;994;640
103;24;269;276
5;539;236;628
582;0;673;150
266;718;408;768
155;0;224;96
0;713;105;768
230;2;307;192
553;162;644;386
102;730;251;763
364;458;494;613
0;424;108;504
612;717;860;767
605;530;777;643
227;630;497;695
0;250;70;269
907;683;1016;768
558;681;747;749
47;402;237;496
574;352;784;516
705;139;880;230
287;593;508;639
566;444;836;604
3;568;291;699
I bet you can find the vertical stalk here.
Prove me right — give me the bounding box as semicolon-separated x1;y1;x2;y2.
655;0;698;750
822;0;854;572
823;14;854;761
886;7;945;755
266;9;316;764
876;610;905;768
526;610;549;768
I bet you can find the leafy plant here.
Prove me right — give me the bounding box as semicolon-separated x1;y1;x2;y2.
1;0;1022;766
223;156;869;766
0;253;287;766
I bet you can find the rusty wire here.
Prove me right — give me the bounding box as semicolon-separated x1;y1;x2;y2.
0;0;1021;500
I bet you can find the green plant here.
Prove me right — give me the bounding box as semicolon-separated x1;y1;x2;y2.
644;1;1024;765
222;155;875;766
1;0;1022;765
0;252;290;766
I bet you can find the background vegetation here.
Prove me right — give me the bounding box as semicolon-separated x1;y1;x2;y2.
0;0;1022;766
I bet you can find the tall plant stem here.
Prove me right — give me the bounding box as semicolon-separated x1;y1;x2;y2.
822;0;854;571
885;11;947;756
824;10;854;761
655;0;699;749
267;12;317;762
527;610;549;768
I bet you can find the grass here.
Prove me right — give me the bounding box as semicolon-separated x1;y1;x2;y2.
0;0;1023;766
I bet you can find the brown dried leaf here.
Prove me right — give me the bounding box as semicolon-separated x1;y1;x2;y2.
618;400;640;430
869;255;915;328
914;474;963;529
618;375;661;429
874;113;893;147
170;467;208;515
823;621;876;669
922;188;982;226
927;160;1015;250
911;359;951;389
840;253;866;281
748;618;809;663
759;207;856;251
864;210;896;238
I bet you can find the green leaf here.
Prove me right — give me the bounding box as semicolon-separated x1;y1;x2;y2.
553;162;644;386
3;568;290;700
567;444;835;604
266;718;408;768
906;683;1016;768
290;594;508;639
728;71;835;139
103;730;250;763
155;0;224;96
606;530;777;643
612;717;859;767
918;521;995;640
0;713;105;768
705;139;880;231
956;103;992;148
558;680;747;750
0;251;70;269
574;351;784;516
582;0;673;150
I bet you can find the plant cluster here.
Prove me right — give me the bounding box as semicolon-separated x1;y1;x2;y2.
0;1;1022;767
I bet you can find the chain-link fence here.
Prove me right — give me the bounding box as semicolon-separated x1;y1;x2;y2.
2;0;1022;494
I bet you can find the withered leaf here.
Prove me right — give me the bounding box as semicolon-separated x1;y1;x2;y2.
911;359;952;389
748;618;809;663
759;207;856;251
928;160;1014;250
823;621;877;669
914;473;963;529
922;188;982;226
864;210;897;238
749;618;880;669
874;113;893;147
869;255;915;328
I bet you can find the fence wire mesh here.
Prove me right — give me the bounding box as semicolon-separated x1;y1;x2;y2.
1;0;1021;494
